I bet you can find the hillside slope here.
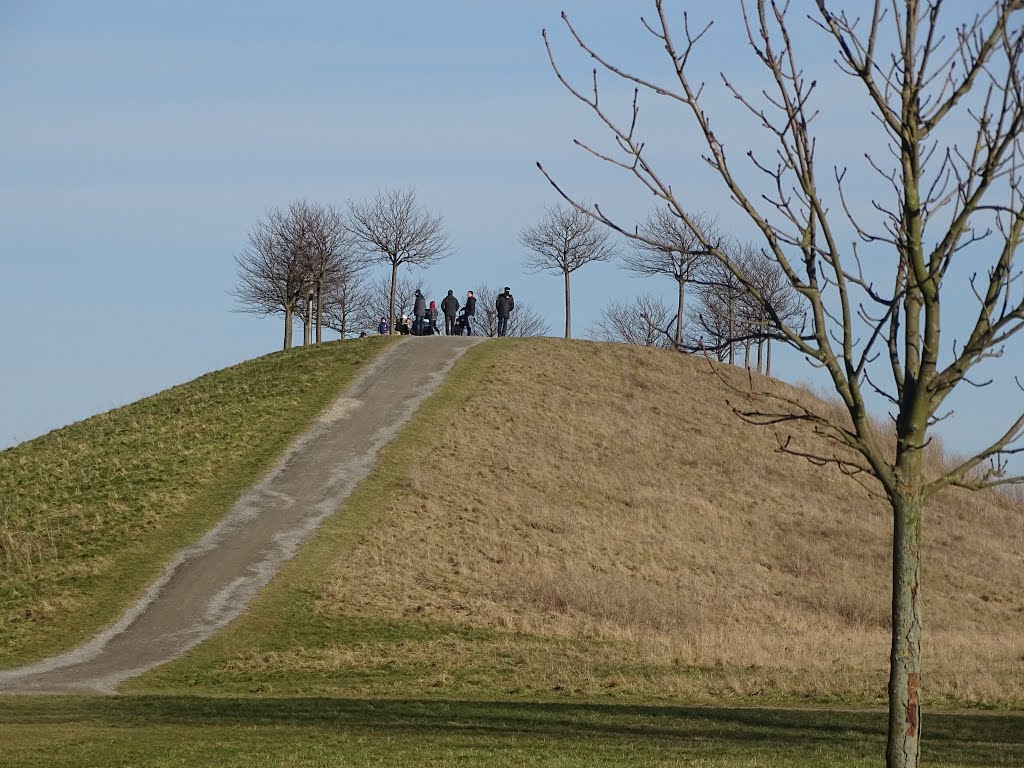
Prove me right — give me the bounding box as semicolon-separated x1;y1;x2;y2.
135;338;1024;707
0;336;395;667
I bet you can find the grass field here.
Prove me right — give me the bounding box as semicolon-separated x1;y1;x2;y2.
131;339;1024;709
1;696;1021;767
5;337;1023;765
0;335;395;667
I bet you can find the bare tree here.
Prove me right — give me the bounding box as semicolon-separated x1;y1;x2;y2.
320;270;366;339
589;294;673;348
298;201;360;344
695;244;754;366
689;295;733;363
542;2;1024;764
232;203;312;350
354;274;430;335
519;203;618;338
624;207;716;347
742;250;806;375
346;188;453;335
471;283;552;338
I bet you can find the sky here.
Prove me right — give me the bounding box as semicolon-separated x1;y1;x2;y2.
1;0;1022;475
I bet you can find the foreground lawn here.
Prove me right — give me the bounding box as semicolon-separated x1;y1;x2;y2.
0;696;1021;767
0;336;395;667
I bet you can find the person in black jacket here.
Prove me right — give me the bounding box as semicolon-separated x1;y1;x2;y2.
440;290;460;335
496;287;515;337
463;290;477;336
413;289;427;336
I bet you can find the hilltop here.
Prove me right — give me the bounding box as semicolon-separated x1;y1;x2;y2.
127;338;1024;708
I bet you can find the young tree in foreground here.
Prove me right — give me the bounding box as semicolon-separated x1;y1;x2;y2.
346;187;452;335
471;283;551;338
589;294;673;348
519;203;618;339
542;2;1024;765
623;207;715;348
232;204;312;350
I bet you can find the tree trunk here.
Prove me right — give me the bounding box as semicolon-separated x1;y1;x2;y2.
389;262;399;336
304;297;312;346
727;296;735;365
675;277;685;348
564;270;572;339
283;305;293;350
744;340;751;369
757;337;764;373
315;282;323;344
886;490;924;768
766;338;772;376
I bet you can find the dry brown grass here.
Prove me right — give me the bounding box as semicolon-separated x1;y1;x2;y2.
308;339;1022;705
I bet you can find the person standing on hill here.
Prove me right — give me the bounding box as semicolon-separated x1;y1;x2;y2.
413;289;427;336
441;289;460;335
428;300;439;335
463;290;477;336
496;287;515;337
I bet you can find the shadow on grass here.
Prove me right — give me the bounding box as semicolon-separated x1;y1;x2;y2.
0;695;1019;764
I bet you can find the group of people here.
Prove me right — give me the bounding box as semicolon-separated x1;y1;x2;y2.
378;287;515;337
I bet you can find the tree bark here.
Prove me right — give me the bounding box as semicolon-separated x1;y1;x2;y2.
727;296;735;365
303;297;312;346
315;282;323;344
564;269;572;339
675;277;685;348
283;305;293;350
886;489;924;768
766;338;772;377
389;262;399;336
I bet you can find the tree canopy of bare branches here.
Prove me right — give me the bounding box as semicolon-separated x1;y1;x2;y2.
298;201;360;344
624;208;716;347
542;2;1024;764
320;270;366;339
519;202;618;339
589;294;673;348
352;273;430;335
471;283;551;338
232;202;313;350
346;187;453;335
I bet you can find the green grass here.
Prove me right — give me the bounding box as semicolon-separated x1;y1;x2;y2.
124;339;1015;711
0;696;1020;767
125;341;524;698
0;335;396;667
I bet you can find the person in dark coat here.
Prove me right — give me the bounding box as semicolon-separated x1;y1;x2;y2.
440;290;460;335
413;289;427;336
496;287;515;337
378;316;390;335
463;290;477;336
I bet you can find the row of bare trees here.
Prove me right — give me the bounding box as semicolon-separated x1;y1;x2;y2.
516;199;805;371
232;189;453;348
579;205;805;374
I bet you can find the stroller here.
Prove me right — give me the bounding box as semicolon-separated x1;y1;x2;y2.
453;313;468;336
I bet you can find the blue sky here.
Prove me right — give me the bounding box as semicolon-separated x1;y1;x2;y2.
1;1;1022;474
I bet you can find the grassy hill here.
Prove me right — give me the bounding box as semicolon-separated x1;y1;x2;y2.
129;338;1024;709
0;335;395;667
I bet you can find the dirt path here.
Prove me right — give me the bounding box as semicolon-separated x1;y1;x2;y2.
0;336;482;694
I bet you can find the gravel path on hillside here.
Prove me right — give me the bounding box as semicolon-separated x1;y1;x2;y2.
0;336;483;694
